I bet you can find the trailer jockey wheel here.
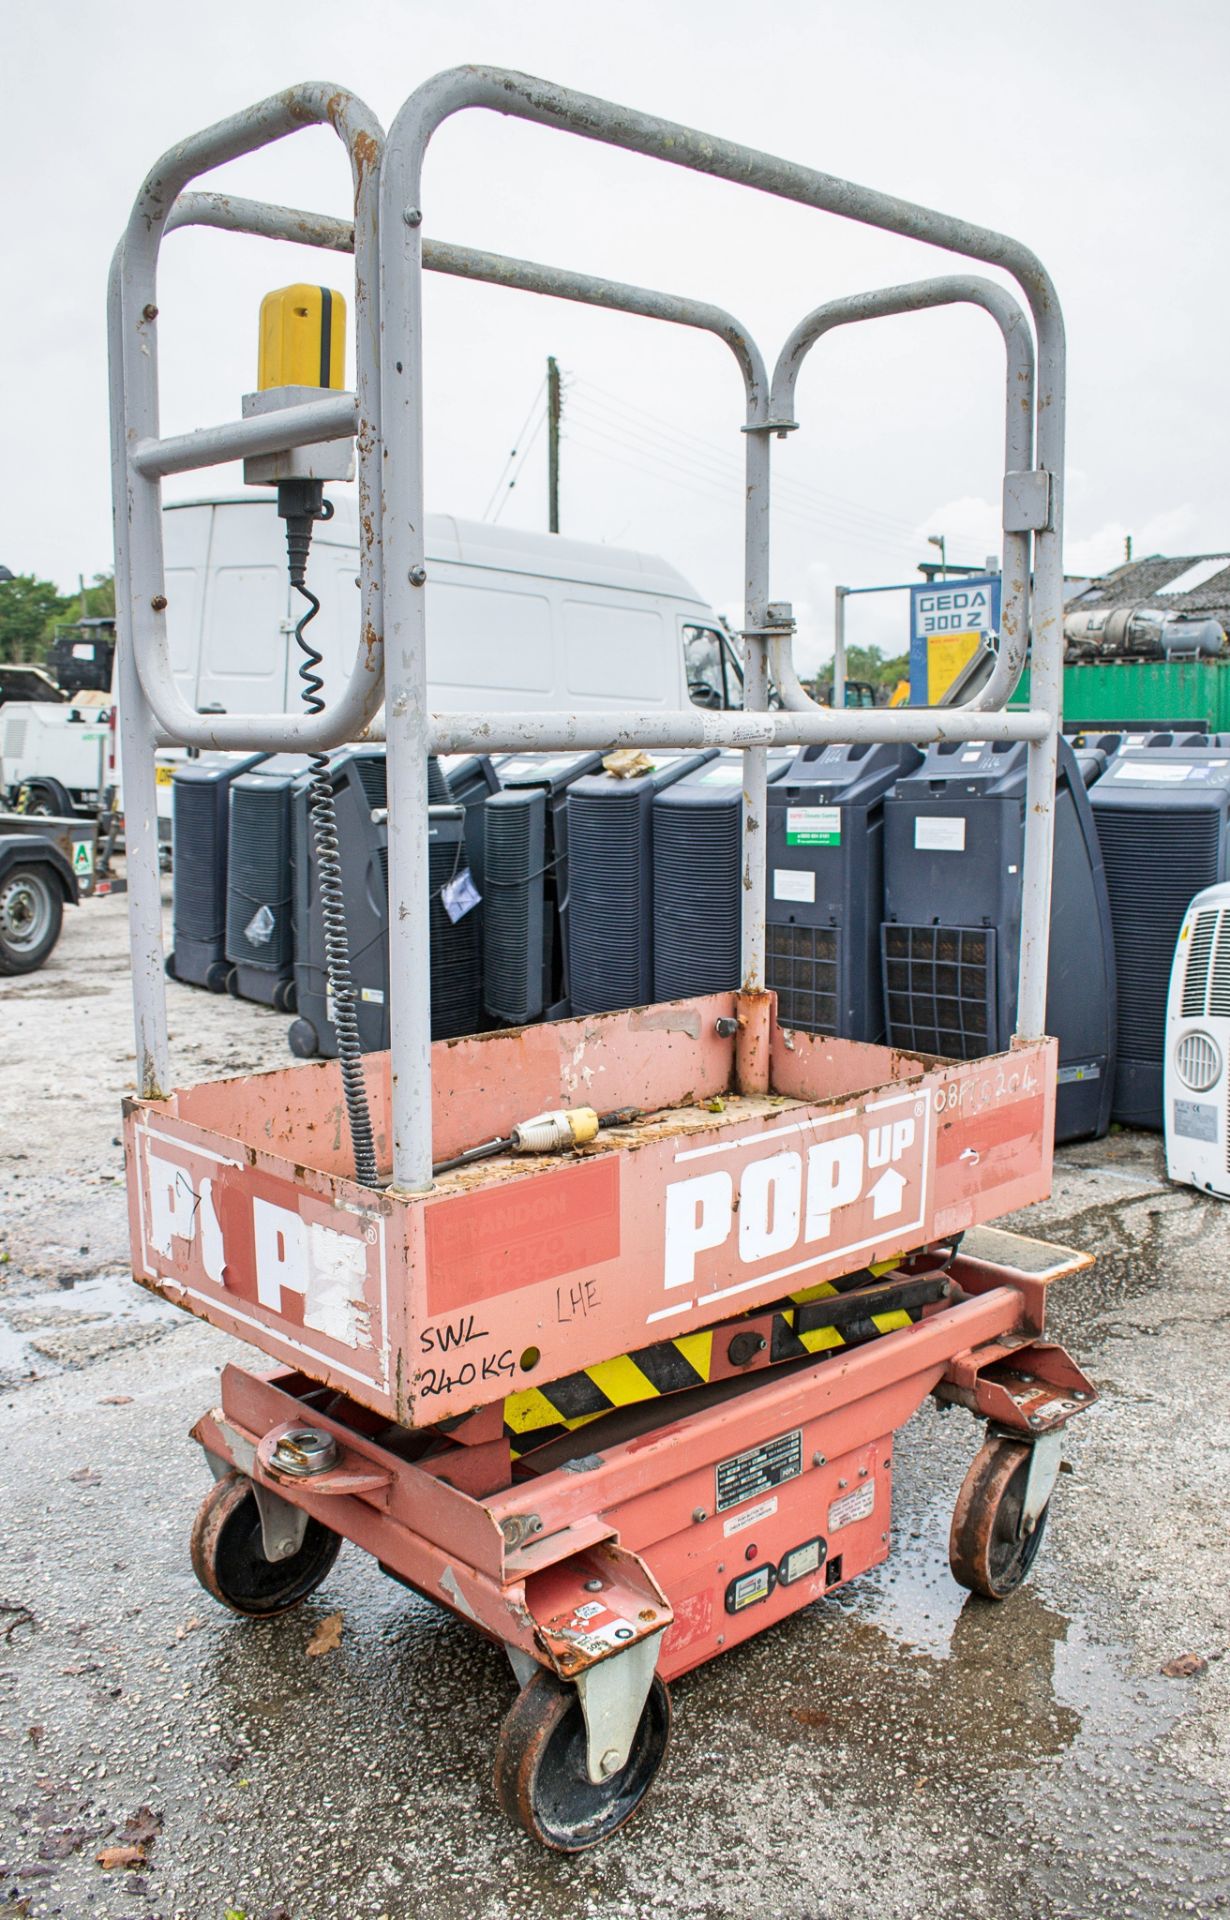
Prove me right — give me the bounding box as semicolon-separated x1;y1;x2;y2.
190;1471;341;1617
949;1435;1051;1600
494;1668;670;1851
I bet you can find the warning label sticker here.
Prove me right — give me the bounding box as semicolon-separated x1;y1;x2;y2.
722;1495;778;1538
556;1612;638;1656
828;1479;876;1532
716;1430;803;1514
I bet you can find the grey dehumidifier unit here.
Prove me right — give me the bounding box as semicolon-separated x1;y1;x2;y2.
566;750;718;1015
882;737;1116;1144
440;752;503;898
225;754;310;1009
288;750;482;1057
1090;747;1230;1128
764;743;923;1040
482;750;603;1026
652;749;795;1001
168;753;264;990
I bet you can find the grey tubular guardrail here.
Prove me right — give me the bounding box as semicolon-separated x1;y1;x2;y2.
111;71;1065;1186
764;276;1036;717
377;66;1065;1188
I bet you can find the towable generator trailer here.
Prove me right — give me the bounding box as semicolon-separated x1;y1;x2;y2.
112;71;1092;1852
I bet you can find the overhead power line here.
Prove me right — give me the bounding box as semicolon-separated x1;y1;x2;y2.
482;375;548;521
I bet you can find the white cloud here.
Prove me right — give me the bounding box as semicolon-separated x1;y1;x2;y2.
910;497;1003;568
1065;505;1197;579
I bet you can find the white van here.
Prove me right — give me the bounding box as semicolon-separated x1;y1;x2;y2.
1;498;742;822
161;493;744;719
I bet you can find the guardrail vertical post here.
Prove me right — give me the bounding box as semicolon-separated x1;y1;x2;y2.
380;138;436;1191
1015;310;1065;1041
107;245;169;1098
740;418;771;991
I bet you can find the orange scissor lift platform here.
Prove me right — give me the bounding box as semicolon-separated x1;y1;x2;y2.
125;994;1093;1843
110;69;1093;1848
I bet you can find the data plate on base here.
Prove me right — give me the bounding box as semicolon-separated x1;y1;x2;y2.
715;1429;803;1514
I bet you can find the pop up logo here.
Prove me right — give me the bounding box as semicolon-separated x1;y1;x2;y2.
663;1097;929;1303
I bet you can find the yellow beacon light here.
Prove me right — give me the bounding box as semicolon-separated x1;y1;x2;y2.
257;284;347;391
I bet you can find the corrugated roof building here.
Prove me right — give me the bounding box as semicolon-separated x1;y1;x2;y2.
1067;552;1230;623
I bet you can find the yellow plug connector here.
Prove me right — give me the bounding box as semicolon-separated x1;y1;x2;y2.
258;284;347;391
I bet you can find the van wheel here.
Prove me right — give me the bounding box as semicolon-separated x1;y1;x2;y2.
0;867;64;974
17;778;72;819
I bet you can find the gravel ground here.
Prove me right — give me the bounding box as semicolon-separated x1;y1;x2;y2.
1;887;1228;1920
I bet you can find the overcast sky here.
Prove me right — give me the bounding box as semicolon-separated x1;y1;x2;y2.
4;0;1227;671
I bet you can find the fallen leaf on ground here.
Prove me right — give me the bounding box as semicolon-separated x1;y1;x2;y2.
38;1827;88;1860
95;1844;146;1870
175;1617;204;1641
27;1725;44;1745
1161;1652;1208;1678
789;1707;828;1728
0;1600;35;1641
704;1097;725;1113
59;1661;100;1676
305;1612;343;1658
119;1805;162;1850
67;1468;101;1486
98;1394;133;1406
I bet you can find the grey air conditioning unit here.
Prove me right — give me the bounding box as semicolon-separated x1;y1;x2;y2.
482;750;603;1027
882;736;1116;1144
288;751;482;1057
1090;746;1230;1128
765;743;923;1040
652;749;795;1002
225;754;311;1009
566;750;718;1015
168;753;265;990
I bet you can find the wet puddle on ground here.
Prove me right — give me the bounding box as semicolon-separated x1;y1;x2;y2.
0;1267;173;1388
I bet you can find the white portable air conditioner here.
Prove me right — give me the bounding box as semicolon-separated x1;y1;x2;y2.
1164;880;1230;1195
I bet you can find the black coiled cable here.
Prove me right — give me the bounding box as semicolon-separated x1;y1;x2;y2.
282;487;378;1188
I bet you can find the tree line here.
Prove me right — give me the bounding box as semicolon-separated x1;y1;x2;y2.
0;572;115;666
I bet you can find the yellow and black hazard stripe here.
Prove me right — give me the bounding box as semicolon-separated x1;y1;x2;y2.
505;1329;716;1454
503;1261;946;1457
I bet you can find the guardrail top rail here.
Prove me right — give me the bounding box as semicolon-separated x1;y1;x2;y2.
110;67;1065;1194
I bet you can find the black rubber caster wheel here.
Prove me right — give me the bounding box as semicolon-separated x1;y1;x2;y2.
274;978;297;1014
190;1471;341;1617
225;969;242;998
494;1668;670;1851
164;950;178;982
205;959;230;992
950;1436;1051;1600
287;1017;320;1059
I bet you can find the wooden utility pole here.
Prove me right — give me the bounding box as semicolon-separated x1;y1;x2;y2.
547;356;561;533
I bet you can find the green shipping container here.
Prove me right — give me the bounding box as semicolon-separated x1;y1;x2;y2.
1010;658;1230;733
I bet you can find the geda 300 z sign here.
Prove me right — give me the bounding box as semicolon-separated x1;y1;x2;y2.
663;1090;931;1309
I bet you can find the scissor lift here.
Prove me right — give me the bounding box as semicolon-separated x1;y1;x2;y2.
111;71;1094;1849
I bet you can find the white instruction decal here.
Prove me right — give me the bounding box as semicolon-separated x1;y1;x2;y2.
828;1479;876;1532
914;816;966;852
773;868;816;903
